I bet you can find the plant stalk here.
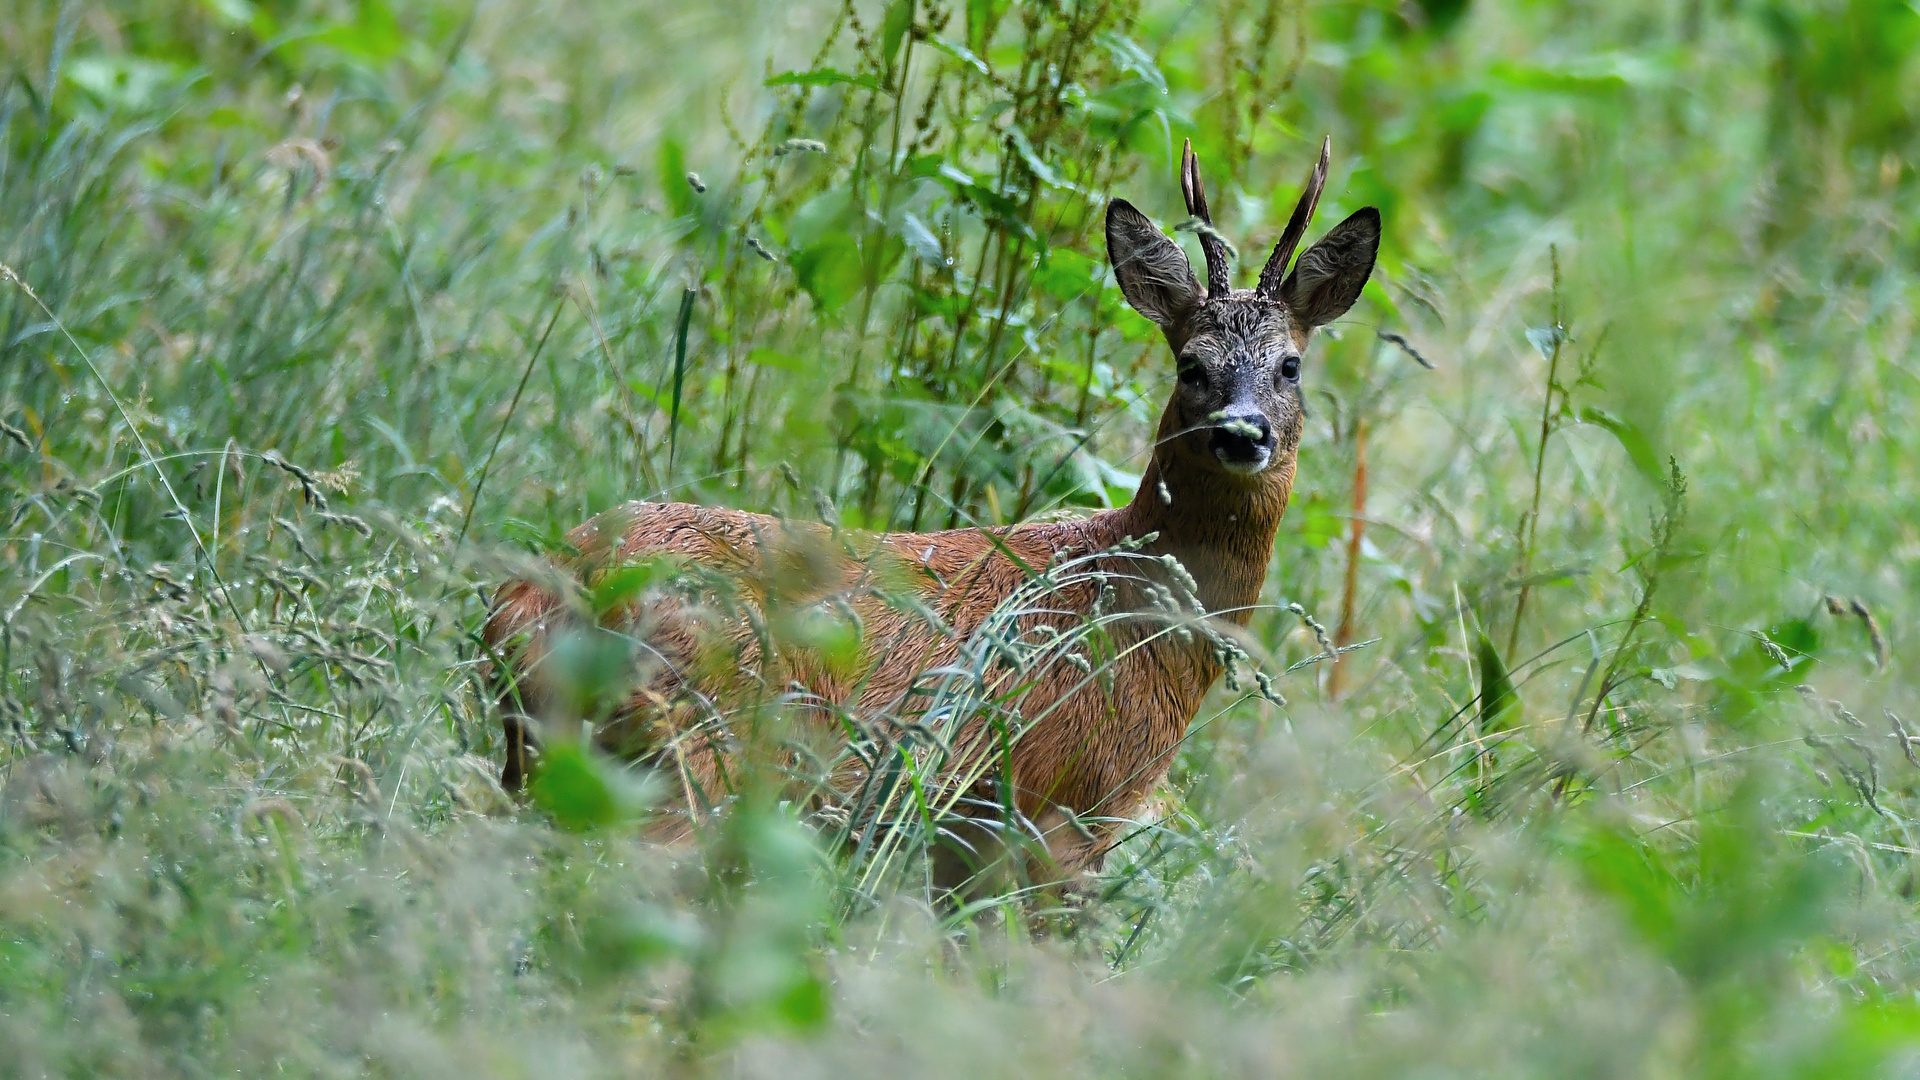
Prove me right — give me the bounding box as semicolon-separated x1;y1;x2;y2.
1330;416;1367;699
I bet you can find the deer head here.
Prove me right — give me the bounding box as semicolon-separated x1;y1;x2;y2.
1105;139;1380;478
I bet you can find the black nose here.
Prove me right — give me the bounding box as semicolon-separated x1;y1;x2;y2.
1209;413;1273;462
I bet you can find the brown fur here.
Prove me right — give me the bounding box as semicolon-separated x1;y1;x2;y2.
483;147;1379;883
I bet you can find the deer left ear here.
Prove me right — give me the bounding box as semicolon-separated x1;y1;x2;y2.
1282;207;1380;330
1106;199;1203;328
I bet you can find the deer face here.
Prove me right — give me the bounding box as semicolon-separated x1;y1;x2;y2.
1166;299;1308;475
1105;141;1380;479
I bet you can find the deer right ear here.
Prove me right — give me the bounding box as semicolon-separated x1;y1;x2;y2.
1105;199;1202;328
1281;207;1380;330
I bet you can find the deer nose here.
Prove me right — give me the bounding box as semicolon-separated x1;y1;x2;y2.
1209;413;1273;468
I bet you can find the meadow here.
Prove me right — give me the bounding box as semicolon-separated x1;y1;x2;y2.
2;0;1919;1075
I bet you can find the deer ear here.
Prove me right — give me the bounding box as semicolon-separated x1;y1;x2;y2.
1105;199;1202;327
1281;207;1380;330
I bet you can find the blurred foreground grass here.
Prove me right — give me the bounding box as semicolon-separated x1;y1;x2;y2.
3;0;1920;1075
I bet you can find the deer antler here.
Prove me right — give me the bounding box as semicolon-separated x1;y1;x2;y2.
1180;139;1232;299
1257;136;1331;301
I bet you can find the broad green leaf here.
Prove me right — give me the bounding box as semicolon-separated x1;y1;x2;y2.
1096;32;1167;94
200;0;255;26
658;138;693;218
1007;126;1083;192
546;626;640;719
882;0;914;64
1291;494;1344;551
1414;0;1471;33
310;1;406;64
65;56;184;110
1578;407;1664;486
1476;632;1520;732
746;348;802;372
896;212;948;265
531;742;648;832
1033;249;1100;302
1525;324;1567;361
777;975;830;1028
789;234;864;313
590;557;674;616
928;37;991;76
966;0;1006;52
786;187;853;251
1489;54;1666;94
765;68;888;93
773;606;864;677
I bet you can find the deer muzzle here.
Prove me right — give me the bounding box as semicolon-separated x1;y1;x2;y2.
1209;413;1275;474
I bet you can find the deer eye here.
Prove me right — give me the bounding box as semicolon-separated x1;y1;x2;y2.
1279;355;1301;383
1177;363;1207;388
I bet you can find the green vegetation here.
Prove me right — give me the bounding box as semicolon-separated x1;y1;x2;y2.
3;0;1919;1074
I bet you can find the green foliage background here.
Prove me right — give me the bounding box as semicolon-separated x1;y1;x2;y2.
3;0;1919;1075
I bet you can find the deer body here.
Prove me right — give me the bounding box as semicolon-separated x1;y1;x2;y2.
486;141;1378;881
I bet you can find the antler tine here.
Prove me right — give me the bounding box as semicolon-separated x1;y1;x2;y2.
1180;138;1232;298
1257;136;1331;301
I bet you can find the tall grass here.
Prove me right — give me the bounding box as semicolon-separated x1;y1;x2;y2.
2;0;1919;1075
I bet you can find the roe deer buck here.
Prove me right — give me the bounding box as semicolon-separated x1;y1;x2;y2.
485;139;1379;885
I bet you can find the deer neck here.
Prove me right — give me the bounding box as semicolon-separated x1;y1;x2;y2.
1114;404;1295;625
